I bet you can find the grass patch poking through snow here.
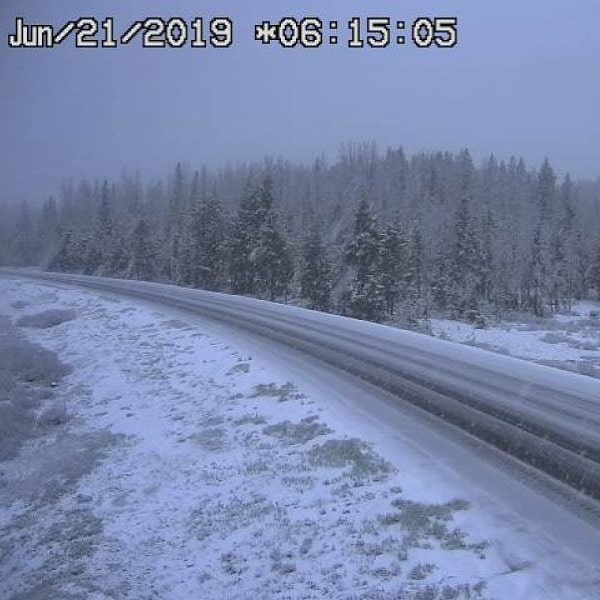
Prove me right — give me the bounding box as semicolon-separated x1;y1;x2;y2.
379;498;488;558
263;415;332;445
249;381;305;402
308;438;393;481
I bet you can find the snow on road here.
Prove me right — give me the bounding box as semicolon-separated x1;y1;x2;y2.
1;277;599;599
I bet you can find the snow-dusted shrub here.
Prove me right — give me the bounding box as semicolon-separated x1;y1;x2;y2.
17;308;76;329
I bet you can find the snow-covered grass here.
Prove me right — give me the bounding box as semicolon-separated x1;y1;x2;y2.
0;278;598;599
420;302;600;380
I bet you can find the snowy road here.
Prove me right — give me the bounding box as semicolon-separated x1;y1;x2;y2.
2;271;600;599
7;270;600;502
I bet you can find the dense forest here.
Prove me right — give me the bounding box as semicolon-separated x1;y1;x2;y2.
2;145;600;326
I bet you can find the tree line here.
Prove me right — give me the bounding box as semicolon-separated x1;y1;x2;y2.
2;146;600;325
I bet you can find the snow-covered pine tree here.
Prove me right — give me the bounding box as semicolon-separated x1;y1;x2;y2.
588;240;600;300
345;199;385;322
106;224;130;277
168;162;187;234
188;195;228;290
300;223;332;311
523;159;557;315
255;212;294;301
571;228;589;301
82;180;115;274
478;206;495;305
162;163;189;281
37;196;59;258
378;223;406;315
19;201;36;264
405;224;423;303
130;218;155;281
230;178;275;295
450;193;482;316
528;221;551;316
537;158;556;223
554;175;578;308
430;247;453;310
97;180;113;241
49;230;84;272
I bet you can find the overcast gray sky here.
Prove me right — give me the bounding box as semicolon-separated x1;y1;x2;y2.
1;0;599;204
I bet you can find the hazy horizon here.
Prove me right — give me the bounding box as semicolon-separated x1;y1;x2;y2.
2;0;599;205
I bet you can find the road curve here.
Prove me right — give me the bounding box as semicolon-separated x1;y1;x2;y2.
4;269;600;503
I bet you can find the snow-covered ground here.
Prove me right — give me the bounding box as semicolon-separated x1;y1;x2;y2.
425;303;600;380
1;278;599;599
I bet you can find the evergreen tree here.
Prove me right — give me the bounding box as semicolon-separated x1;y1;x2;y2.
106;226;130;276
174;222;194;285
528;221;551;316
83;180;114;274
537;158;556;221
37;196;59;256
83;235;102;275
479;207;495;303
130;218;155;281
169;231;181;282
49;230;84;272
378;223;406;315
430;248;453;310
589;241;600;299
300;224;332;310
13;201;34;265
255;213;294;301
451;194;482;313
163;163;189;280
405;224;423;303
345;199;385;321
189;195;227;290
230;178;275;295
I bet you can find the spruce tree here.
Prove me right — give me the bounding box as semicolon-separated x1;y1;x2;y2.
528;222;551;316
130;218;155;281
230;178;275;295
189;195;227;290
14;201;34;265
378;223;406;315
300;224;332;311
83;180;114;274
106;226;130;276
451;194;482;314
589;241;600;299
345;199;385;322
49;230;83;272
255;213;294;301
